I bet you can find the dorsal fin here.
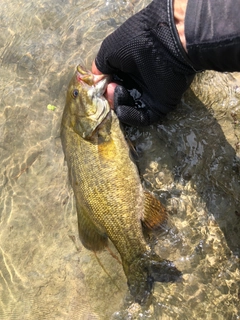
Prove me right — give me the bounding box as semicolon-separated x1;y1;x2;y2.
141;191;168;230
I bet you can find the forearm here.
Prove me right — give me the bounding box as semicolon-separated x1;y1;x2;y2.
173;0;188;52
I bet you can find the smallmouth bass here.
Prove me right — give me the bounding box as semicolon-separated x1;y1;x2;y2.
61;65;181;304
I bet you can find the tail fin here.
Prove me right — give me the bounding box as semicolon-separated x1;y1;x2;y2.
124;252;182;305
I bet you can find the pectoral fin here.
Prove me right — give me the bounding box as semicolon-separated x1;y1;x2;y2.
76;203;108;251
142;191;168;231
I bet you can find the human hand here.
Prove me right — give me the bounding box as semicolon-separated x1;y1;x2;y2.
92;60;159;126
93;0;196;126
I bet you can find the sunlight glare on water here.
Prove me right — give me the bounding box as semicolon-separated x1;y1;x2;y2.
0;0;239;319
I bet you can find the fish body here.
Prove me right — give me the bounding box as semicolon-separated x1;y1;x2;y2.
61;65;181;304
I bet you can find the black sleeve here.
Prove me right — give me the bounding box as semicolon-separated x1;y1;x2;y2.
185;0;240;72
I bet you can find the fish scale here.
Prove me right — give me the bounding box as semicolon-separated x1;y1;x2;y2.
61;65;181;304
72;118;147;260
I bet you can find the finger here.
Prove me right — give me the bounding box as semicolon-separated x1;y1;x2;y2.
92;60;102;75
115;105;160;126
114;85;135;108
105;82;118;109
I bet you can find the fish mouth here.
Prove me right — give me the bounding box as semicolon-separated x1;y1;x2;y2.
76;65;110;86
76;65;110;99
73;65;111;139
93;73;107;85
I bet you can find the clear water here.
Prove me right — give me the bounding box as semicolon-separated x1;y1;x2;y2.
0;1;239;319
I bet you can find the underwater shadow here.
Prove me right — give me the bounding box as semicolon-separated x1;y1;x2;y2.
132;72;240;256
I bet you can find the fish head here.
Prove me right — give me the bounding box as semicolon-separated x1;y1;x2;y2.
65;65;111;139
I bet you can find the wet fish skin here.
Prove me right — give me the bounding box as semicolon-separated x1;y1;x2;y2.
61;65;181;304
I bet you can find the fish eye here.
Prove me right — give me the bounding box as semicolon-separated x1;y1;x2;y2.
72;89;79;98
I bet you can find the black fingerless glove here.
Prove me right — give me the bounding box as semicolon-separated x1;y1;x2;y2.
95;0;196;126
114;85;161;126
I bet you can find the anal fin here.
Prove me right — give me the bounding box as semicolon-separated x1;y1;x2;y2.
142;191;168;231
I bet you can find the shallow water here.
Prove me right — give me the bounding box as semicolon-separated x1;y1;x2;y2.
0;1;239;319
